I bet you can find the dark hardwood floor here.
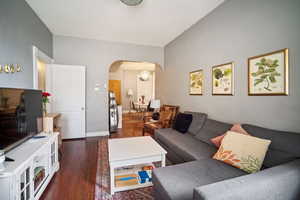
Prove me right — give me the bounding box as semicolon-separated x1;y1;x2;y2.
40;113;145;200
40;138;99;200
110;112;145;138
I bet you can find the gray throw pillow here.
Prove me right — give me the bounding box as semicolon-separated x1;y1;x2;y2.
196;119;232;145
184;111;208;136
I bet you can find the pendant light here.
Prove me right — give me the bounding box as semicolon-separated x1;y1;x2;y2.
139;71;150;81
120;0;143;6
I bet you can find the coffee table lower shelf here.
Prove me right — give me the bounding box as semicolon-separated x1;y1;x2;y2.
112;163;154;194
110;156;166;195
114;182;153;193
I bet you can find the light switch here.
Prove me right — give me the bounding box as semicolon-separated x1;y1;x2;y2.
94;83;100;91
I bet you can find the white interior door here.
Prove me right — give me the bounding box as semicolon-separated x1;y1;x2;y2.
47;64;86;139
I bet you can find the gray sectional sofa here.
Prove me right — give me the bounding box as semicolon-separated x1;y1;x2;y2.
152;112;300;200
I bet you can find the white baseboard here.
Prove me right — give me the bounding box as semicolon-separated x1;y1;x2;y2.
86;131;109;137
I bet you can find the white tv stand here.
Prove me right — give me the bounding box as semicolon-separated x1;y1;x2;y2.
0;132;60;200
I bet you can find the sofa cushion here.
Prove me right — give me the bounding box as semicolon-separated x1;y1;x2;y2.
155;139;186;164
155;128;217;162
153;159;246;200
184;111;208;136
242;124;300;167
196;119;232;145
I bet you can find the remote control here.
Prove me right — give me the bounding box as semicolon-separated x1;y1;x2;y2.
33;136;47;139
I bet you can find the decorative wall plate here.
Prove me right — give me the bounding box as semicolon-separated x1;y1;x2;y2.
4;65;10;73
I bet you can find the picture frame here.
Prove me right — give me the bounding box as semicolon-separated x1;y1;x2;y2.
189;70;203;95
212;62;234;95
248;49;289;96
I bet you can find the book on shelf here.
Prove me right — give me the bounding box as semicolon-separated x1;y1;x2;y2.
115;174;138;187
114;164;155;186
138;170;152;184
142;165;154;171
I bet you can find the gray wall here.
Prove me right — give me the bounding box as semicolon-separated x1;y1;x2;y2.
158;0;300;132
0;0;53;88
53;35;164;132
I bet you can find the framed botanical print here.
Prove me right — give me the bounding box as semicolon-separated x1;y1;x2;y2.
212;62;234;95
190;70;203;95
248;49;289;96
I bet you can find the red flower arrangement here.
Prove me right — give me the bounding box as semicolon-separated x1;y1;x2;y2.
42;92;51;103
42;92;51;115
42;92;51;97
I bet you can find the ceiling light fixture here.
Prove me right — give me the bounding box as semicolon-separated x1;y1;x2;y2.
139;71;150;81
120;0;143;6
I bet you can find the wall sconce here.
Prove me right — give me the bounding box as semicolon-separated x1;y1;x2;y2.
0;64;22;73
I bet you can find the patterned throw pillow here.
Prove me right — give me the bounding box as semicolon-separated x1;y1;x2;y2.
211;124;250;147
213;131;271;173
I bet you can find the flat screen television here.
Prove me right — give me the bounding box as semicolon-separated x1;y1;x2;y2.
0;88;43;153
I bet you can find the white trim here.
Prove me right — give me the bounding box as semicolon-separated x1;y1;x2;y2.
86;131;109;137
32;46;54;90
153;71;156;99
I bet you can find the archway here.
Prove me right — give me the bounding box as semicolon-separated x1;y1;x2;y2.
108;60;162;135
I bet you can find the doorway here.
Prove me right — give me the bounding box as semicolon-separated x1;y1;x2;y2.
33;46;87;139
37;59;46;91
32;46;53;91
108;61;161;138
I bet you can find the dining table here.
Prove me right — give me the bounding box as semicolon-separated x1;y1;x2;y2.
134;102;148;112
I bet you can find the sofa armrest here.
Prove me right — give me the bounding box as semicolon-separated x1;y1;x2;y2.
194;159;300;200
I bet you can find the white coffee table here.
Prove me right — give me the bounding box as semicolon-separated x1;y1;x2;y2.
108;136;167;194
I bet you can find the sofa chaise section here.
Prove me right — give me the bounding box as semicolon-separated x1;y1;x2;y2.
153;159;246;200
194;159;300;200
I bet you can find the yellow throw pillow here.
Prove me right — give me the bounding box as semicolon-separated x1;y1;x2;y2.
213;131;271;173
